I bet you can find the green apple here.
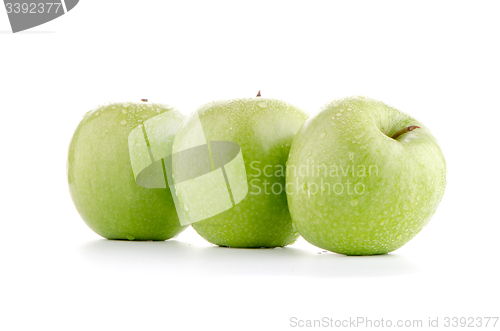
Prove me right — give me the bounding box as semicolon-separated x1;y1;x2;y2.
68;101;187;240
172;97;308;247
286;96;446;255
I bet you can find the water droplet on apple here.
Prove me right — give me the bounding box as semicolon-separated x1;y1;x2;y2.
307;150;312;157
258;102;267;108
350;199;358;206
320;132;326;139
120;120;127;125
368;220;376;229
126;234;135;241
122;109;127;114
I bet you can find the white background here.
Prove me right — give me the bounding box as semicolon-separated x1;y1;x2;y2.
1;1;499;330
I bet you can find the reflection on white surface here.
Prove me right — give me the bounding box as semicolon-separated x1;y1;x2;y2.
77;238;419;278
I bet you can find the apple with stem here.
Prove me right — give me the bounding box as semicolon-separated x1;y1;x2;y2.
286;96;446;255
68;101;187;240
172;92;308;248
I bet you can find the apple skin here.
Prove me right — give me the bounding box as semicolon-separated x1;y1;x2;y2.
286;96;446;255
68;102;187;241
172;98;308;247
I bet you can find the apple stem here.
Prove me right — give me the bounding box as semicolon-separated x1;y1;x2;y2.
141;99;148;102
256;90;261;97
391;126;420;140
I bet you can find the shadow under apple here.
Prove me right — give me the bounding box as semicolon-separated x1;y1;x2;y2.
77;239;419;278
